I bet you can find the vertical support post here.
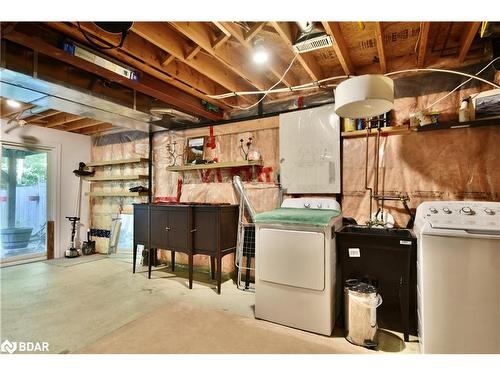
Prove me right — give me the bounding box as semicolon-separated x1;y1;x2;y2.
257;94;264;116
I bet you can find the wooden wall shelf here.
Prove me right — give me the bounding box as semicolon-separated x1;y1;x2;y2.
166;160;263;172
86;192;149;197
85;175;149;181
86;157;149;167
341;118;499;138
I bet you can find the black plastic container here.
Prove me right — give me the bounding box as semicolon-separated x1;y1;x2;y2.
336;225;417;341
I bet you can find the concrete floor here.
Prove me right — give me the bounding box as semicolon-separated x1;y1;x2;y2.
0;255;419;354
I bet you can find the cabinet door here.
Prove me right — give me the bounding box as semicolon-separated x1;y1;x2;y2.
133;205;149;243
193;208;217;253
150;207;168;248
166;207;190;251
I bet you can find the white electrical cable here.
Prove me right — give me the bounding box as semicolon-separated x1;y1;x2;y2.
421;56;500;110
209;58;500;110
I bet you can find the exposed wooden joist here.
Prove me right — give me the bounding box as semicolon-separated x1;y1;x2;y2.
132;22;254;103
216;22;300;87
24;109;60;122
77;123;114;135
185;45;201;60
169;22;273;91
45;113;83;128
374;22;387;73
6;24;223;121
0;100;36;118
270;22;323;82
48;22;233;111
212;34;230;50
60;118;104;132
458;22;481;63
245;22;266;42
417;22;431;68
321;22;355;76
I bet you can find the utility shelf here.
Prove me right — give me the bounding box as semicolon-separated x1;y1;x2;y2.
86;192;149;197
341;126;415;138
85;175;149;181
86;158;149;167
166;160;263;172
414;118;500;132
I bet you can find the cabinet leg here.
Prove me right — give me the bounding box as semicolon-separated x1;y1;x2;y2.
133;242;137;273
148;248;153;279
210;256;215;280
217;257;222;295
188;253;193;289
171;251;175;272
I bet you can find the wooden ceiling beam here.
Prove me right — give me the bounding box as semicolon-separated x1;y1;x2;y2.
374;22;387;73
170;22;272;91
185;45;201;60
77;123;114;135
217;22;300;88
458;22;481;63
44;113;83;128
270;22;323;82
49;22;233;111
60;118;104;132
132;22;254;103
321;22;355;76
245;22;266;43
417;22;431;68
9;23;223;120
24;109;60;122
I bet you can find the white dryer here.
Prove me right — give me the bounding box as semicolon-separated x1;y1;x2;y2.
254;198;342;336
414;201;500;353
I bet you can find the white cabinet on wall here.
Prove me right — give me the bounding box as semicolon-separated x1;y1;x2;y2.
279;104;341;194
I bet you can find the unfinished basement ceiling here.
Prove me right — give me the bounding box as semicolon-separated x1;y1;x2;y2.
0;21;495;136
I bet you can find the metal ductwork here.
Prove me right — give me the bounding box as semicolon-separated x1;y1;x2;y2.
293;22;333;53
0;68;165;133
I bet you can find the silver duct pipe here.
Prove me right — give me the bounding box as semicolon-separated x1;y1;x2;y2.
232;175;256;221
0;68;165;133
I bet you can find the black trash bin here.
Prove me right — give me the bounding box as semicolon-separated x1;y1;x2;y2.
336;225;417;342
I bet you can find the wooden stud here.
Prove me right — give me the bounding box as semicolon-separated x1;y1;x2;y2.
458;22;481;63
322;22;355;76
6;25;223;120
270;21;323;82
374;22;387;73
417;22;431;68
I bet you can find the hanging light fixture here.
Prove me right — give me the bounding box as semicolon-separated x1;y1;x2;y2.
334;75;394;118
252;38;269;64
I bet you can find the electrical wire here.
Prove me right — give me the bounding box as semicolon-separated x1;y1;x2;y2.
208;58;500;112
420;56;500;110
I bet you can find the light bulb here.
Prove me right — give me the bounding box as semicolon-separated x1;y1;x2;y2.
6;99;21;108
253;49;269;64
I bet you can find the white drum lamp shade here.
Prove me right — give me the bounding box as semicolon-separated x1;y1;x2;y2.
334;75;394;118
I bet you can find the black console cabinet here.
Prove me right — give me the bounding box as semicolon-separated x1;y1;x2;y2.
133;203;238;294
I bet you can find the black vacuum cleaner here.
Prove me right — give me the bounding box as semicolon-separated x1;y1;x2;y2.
65;162;94;258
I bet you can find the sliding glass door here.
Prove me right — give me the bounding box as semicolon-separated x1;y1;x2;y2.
1;144;49;264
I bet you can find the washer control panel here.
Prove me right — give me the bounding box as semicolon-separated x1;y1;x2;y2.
419;201;500;232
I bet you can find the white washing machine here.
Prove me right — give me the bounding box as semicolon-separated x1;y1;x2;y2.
414;201;500;353
254;198;342;336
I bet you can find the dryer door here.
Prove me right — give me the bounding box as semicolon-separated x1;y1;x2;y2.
259;228;325;291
